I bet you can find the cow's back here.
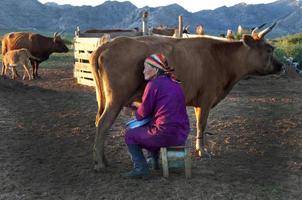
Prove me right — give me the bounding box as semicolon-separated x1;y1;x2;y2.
96;37;149;90
95;36;242;106
137;36;224;105
2;32;33;55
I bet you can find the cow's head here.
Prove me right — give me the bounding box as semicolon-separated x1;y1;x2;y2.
53;32;69;53
242;23;282;75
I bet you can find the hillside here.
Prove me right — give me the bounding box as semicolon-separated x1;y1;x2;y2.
0;0;301;37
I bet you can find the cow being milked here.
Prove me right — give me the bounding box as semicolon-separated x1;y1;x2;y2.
1;32;69;79
90;23;282;171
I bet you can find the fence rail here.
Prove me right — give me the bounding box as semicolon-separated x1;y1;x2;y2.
73;29;142;87
73;36;101;87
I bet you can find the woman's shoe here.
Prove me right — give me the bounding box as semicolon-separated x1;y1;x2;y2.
124;144;150;178
122;167;150;179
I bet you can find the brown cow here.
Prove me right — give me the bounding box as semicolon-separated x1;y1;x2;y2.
2;48;40;80
90;23;282;171
1;32;69;78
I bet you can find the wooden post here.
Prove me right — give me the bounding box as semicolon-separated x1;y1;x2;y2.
178;15;183;38
184;147;192;178
75;26;80;37
161;147;169;178
142;11;148;36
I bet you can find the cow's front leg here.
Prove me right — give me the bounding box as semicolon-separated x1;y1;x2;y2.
93;102;122;172
35;63;40;79
22;64;31;80
194;106;210;157
30;60;39;79
194;107;203;156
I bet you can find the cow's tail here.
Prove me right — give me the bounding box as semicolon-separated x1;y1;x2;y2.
90;44;108;125
25;49;41;61
1;36;7;56
1;39;7;76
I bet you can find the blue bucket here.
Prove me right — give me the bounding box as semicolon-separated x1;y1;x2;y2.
126;117;152;129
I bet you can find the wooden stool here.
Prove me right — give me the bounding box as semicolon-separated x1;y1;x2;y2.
160;146;192;178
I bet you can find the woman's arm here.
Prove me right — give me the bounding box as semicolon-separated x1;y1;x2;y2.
135;82;157;120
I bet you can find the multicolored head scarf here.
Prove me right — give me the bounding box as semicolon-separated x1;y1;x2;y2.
144;53;179;82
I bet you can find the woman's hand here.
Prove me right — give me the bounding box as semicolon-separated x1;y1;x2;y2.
122;101;141;116
131;101;141;109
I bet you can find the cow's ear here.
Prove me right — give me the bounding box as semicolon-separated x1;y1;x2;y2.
242;34;258;48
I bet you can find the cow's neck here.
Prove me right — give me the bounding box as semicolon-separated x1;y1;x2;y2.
214;42;250;100
35;36;55;59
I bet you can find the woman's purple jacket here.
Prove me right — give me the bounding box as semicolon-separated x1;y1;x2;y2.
125;75;190;152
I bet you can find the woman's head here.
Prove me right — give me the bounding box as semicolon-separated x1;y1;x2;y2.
143;62;158;80
143;53;174;81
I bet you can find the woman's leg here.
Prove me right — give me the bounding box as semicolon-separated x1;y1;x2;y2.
124;128;150;178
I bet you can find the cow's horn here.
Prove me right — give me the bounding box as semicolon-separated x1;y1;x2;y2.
251;27;259;39
54;32;58;38
58;31;65;37
258;22;277;39
251;27;259;36
258;23;266;30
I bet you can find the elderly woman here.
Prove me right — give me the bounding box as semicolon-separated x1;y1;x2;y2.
124;53;190;178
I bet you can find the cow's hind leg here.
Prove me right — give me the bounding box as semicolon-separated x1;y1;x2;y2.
93;102;122;172
12;64;20;78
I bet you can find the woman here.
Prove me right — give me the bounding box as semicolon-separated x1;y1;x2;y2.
124;53;190;178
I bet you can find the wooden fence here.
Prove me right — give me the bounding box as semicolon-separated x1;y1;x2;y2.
73;29;141;87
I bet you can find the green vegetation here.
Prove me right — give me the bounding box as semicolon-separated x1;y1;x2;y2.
271;33;302;67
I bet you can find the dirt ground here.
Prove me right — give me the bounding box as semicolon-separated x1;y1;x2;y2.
0;65;301;200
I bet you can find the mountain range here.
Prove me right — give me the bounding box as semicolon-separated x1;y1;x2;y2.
0;0;301;37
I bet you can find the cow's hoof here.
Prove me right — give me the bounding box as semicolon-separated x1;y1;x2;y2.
194;148;212;159
194;149;203;158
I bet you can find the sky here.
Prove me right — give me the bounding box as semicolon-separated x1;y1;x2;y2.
38;0;277;12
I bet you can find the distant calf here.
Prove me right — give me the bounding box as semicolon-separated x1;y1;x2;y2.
1;48;40;80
